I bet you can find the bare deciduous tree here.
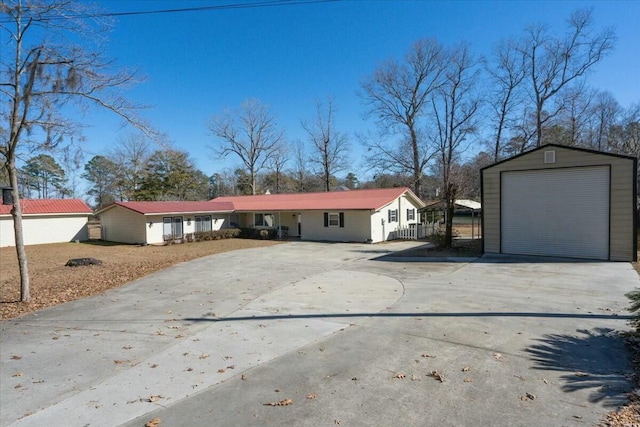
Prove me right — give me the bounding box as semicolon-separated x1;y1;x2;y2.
302;97;349;192
588;90;621;151
290;140;309;192
267;142;289;193
430;43;482;247
209;99;284;195
0;0;151;301
487;38;526;161
360;38;447;199
110;133;152;201
520;8;616;147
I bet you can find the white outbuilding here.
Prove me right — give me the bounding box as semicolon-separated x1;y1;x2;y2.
0;196;92;247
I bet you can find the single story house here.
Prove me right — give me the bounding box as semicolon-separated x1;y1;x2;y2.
214;187;425;243
96;201;234;245
0;198;93;247
97;187;425;245
481;144;637;261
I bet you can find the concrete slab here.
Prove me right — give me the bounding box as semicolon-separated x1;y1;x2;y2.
1;241;638;427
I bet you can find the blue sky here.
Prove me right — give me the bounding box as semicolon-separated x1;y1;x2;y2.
81;0;640;182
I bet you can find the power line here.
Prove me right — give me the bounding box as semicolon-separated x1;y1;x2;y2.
0;0;341;23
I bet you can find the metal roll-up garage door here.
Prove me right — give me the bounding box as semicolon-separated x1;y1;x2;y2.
501;166;610;260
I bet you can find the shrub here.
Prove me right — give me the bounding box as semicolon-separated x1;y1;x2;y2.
191;229;241;242
238;227;277;240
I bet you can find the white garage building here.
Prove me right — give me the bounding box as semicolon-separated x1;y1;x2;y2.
0;198;92;247
481;144;637;261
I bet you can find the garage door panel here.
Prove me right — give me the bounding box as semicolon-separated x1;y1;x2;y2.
501;166;610;260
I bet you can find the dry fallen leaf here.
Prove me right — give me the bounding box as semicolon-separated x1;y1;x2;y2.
463;378;473;383
428;370;445;382
122;345;133;350
114;359;128;365
146;395;164;403
462;367;470;372
217;368;226;373
393;373;406;379
263;398;293;406
306;393;317;399
13;372;24;377
199;353;210;360
145;418;161;427
241;374;247;381
10;355;22;360
542;378;549;384
421;353;436;358
494;353;502;360
521;392;536;401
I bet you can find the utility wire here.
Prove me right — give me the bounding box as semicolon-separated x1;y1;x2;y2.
0;0;341;23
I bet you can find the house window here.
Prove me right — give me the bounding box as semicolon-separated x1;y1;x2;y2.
388;209;398;223
163;217;183;239
195;215;212;232
407;208;415;221
328;213;340;227
324;212;344;228
254;213;275;228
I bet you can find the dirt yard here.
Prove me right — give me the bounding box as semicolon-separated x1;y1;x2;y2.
0;239;280;320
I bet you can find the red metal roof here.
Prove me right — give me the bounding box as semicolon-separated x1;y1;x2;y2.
104;200;235;215
0;199;92;216
214;187;423;211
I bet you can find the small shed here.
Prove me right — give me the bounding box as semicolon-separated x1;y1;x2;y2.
481;144;637;261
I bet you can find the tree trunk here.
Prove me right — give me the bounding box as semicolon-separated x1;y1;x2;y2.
8;160;30;302
410;126;422;199
443;183;457;248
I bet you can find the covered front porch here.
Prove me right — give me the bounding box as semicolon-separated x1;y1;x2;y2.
234;211;302;238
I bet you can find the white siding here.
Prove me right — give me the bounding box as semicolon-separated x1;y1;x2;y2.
371;194;422;242
0;215;89;247
302;210;372;242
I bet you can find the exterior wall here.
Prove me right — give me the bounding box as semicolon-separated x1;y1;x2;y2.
103;210;233;245
101;206;147;244
371;194;422;242
302;210;372;242
482;145;636;261
0;215;89;247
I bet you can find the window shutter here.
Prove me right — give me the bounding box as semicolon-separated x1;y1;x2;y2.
339;212;344;228
324;212;329;227
388;210;391;223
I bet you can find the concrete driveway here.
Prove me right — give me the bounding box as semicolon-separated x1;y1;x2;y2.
1;241;638;427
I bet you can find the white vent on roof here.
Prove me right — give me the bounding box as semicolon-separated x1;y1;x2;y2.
544;150;556;164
